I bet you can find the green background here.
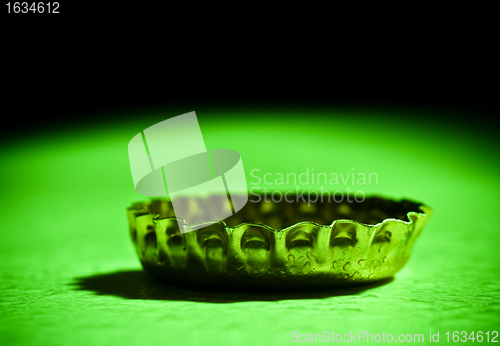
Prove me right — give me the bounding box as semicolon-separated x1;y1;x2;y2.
1;106;499;345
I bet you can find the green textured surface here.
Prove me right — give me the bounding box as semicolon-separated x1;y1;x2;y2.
1;107;499;345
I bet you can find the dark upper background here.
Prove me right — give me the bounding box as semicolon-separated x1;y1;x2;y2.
1;4;498;144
